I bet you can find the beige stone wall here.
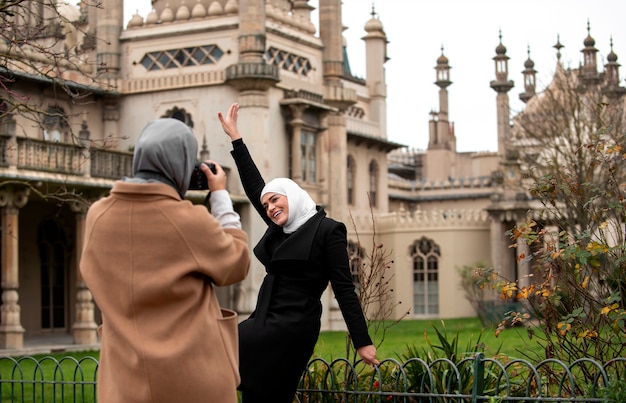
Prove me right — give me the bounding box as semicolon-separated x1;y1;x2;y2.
349;209;491;321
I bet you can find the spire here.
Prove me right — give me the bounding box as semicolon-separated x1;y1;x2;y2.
490;30;514;159
581;19;599;83
363;0;388;131
200;134;210;161
490;30;514;94
429;47;454;151
554;34;564;61
520;45;537;103
96;0;123;78
602;36;626;99
224;0;279;93
435;45;451;89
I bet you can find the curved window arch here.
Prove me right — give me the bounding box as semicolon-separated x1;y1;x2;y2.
368;160;378;208
410;237;440;316
161;107;194;128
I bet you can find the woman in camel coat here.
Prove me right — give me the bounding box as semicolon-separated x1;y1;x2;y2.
80;118;250;403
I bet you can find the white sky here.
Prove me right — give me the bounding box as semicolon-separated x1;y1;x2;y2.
124;0;626;152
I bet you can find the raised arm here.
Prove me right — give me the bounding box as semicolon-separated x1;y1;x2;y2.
218;103;272;226
217;103;242;142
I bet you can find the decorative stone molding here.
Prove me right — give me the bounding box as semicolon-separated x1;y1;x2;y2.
225;63;280;92
350;208;491;233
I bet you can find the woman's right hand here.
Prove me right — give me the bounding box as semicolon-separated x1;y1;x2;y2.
218;103;241;141
201;160;227;191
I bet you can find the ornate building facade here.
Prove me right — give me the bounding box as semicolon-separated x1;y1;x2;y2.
0;0;623;351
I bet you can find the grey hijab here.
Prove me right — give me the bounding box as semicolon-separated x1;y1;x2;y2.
127;118;197;197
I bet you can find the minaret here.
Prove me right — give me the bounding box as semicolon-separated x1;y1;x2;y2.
602;37;626;99
319;0;356;110
225;0;279;94
224;0;279;151
96;0;123;145
490;31;514;158
519;46;537;104
429;46;454;151
318;0;355;219
319;0;344;86
363;5;388;136
424;47;455;181
581;20;600;85
96;0;123;79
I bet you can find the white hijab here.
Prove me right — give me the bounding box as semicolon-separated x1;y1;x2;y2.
261;178;317;234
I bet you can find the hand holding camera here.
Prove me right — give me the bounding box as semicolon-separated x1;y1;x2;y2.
189;161;222;191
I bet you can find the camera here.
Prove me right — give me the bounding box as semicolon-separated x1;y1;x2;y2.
188;162;217;190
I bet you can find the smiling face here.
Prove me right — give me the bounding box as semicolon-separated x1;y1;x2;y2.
261;192;289;226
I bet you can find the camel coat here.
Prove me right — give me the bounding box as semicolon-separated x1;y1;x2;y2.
80;181;250;403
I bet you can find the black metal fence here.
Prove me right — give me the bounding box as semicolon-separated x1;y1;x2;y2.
1;354;624;402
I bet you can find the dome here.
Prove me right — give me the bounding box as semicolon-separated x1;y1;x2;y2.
191;0;206;19
607;50;618;62
160;5;174;23
175;2;191;20
364;17;384;33
146;8;159;25
583;22;596;47
496;42;507;55
208;1;224;16
437;53;449;65
524;57;535;68
224;0;238;14
127;12;144;28
583;33;595;47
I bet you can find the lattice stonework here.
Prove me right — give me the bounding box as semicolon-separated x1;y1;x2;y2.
140;45;224;71
265;47;312;76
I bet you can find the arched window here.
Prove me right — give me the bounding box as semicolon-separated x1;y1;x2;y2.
368;160;378;208
347;155;355;205
162;107;194;128
410;237;440;316
42;106;69;142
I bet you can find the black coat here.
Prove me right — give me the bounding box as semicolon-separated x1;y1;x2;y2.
231;140;372;402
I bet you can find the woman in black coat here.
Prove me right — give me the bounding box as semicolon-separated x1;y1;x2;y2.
218;103;379;402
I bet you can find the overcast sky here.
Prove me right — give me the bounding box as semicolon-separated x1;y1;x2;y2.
124;0;626;152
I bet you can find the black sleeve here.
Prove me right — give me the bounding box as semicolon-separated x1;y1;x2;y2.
325;220;373;348
230;140;272;226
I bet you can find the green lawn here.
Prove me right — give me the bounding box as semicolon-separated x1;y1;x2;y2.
1;317;543;364
313;316;544;363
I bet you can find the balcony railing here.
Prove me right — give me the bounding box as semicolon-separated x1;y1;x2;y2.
0;137;132;181
90;148;133;180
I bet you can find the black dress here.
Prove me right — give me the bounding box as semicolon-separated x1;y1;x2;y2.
230;140;373;402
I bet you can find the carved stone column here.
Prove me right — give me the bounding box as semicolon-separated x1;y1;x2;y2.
326;112;347;220
287;104;307;182
0;113;18;169
70;200;98;345
0;187;29;349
